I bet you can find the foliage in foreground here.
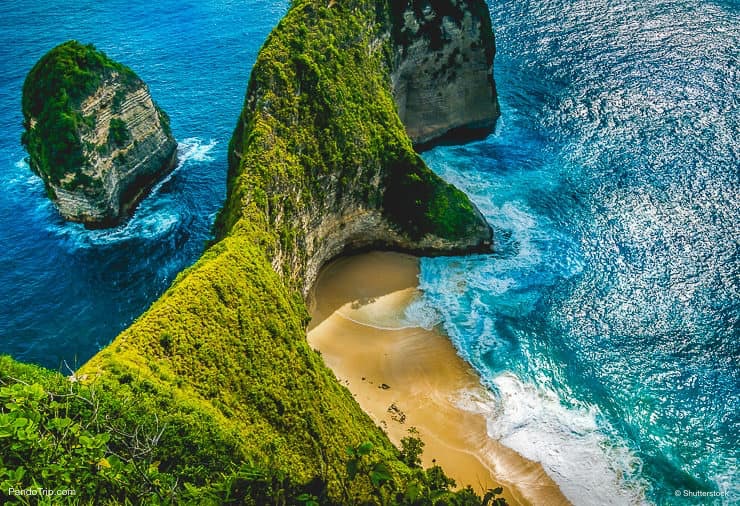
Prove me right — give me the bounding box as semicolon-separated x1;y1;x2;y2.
0;357;508;505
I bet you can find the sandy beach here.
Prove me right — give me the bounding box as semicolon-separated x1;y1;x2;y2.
307;251;570;506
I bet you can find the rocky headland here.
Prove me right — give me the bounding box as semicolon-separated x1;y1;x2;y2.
219;0;499;295
21;41;177;227
2;0;513;502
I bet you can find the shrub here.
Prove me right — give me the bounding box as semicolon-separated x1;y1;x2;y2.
108;118;129;148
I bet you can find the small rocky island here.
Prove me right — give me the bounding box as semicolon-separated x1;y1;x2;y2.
21;41;177;228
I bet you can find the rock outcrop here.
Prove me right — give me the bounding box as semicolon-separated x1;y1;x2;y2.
21;41;177;228
388;0;500;146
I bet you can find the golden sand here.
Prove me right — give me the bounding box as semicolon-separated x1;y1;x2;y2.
307;251;570;506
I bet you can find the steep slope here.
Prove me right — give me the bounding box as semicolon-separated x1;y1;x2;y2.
218;0;497;294
21;41;177;227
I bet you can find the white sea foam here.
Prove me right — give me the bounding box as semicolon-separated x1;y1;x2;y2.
336;289;442;331
402;294;444;330
482;373;648;505
177;137;217;163
45;137;217;248
149;137;218;196
10;158;43;189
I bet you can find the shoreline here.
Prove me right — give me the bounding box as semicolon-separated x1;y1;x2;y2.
307;251;570;506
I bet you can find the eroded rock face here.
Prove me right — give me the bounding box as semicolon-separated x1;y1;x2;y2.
60;78;177;227
388;0;500;146
22;41;177;228
67;0;500;499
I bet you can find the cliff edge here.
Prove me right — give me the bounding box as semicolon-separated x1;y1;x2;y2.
21;41;177;228
219;0;497;295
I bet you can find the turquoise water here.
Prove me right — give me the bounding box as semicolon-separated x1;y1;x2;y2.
0;0;736;504
417;0;739;504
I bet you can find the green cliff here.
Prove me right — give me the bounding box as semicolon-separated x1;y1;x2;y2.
2;0;500;503
21;41;177;227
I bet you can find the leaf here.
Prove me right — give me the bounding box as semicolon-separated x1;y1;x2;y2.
51;417;72;429
345;459;358;480
404;481;420;502
79;434;94;448
27;383;46;401
370;470;390;487
370;462;391;487
98;458;111;469
357;441;373;456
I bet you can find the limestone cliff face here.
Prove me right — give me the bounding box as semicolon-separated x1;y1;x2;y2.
220;0;497;296
22;41;177;227
388;0;500;146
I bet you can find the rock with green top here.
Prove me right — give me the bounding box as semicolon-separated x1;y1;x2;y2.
21;40;177;228
220;0;497;294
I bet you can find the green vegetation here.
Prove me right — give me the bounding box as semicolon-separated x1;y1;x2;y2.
400;428;425;468
216;0;487;249
107;118;130;148
383;152;482;240
4;0;497;502
156;105;173;138
0;357;186;504
21;40;138;187
1;353;508;504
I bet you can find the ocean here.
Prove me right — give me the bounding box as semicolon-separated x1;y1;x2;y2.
0;0;736;504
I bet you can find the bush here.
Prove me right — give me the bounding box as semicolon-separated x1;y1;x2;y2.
400;427;425;468
108;118;129;148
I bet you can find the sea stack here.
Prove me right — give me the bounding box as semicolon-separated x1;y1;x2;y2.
21;40;177;228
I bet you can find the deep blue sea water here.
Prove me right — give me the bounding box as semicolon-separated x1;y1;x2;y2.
0;0;736;505
0;0;288;368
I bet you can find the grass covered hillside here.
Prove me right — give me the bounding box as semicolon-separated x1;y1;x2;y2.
218;0;492;291
2;0;500;503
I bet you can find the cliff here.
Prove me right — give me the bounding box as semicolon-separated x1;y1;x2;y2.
2;0;500;502
218;0;497;295
21;41;177;228
389;0;500;146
